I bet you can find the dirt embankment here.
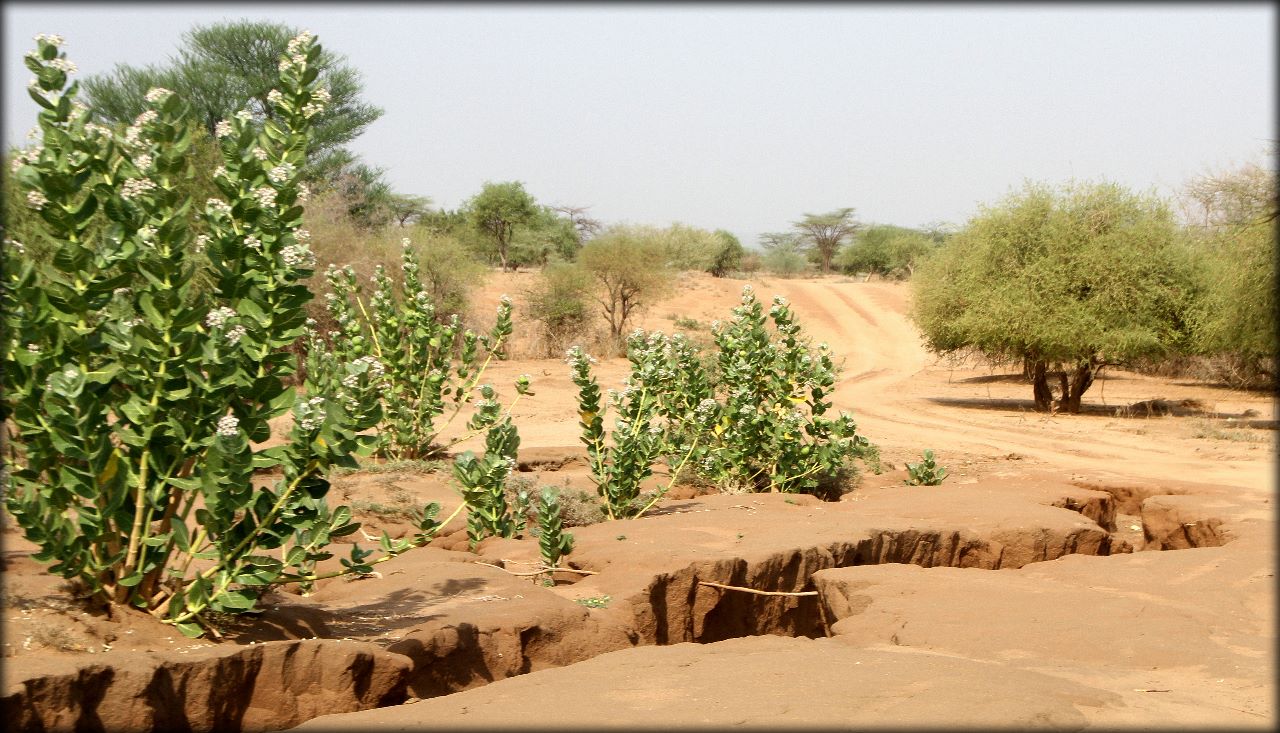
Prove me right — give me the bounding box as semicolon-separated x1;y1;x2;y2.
3;274;1274;731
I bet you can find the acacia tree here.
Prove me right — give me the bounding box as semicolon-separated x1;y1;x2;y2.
465;181;537;271
552;204;603;248
81;19;382;182
1181;159;1278;386
911;181;1201;413
793;208;859;272
578;225;671;344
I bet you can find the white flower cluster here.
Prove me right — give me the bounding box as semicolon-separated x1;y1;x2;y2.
113;287;130;297
341;355;387;389
123;118;147;148
120;177;156;200
252;147;269;161
216;414;240;437
234;110;253;123
287;30;315;55
33;33;65;46
225;325;247;345
213;166;228;180
253;186;277;208
25;190;48;210
243;235;263;251
267;89;284;106
7;239;26;254
194;234;210;253
26;343;40;354
83;123;112;140
205;306;236;329
297;183;311;202
267;162;295;184
301;102;324;119
695;398;719;419
295;396;327;432
48;58;77;74
214;120;233;138
138;225;157;241
314;86;331;104
144;87;172;103
295;228;311;241
564;347;598;368
281;243;315;269
206;198;232;216
133;153;153;172
11;145;43;172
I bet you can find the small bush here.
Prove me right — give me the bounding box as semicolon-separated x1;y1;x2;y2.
525;262;595;357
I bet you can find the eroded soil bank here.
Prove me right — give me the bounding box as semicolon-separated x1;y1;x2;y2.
4;276;1274;731
6;469;1272;731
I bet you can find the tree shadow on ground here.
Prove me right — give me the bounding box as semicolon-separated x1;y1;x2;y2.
218;576;488;643
924;395;1263;421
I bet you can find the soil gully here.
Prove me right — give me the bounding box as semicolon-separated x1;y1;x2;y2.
5;487;1230;733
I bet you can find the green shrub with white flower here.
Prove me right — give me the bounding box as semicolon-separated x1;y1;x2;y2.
320;244;527;461
565;285;875;512
567;347;655;519
1;32;449;638
698;286;875;495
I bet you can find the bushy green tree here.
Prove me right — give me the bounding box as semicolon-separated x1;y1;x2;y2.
511;205;580;266
838;224;937;279
1181;160;1277;386
81;19;382;182
525;261;595;356
464;181;538;271
911;181;1202;413
708;229;745;277
578;225;672;343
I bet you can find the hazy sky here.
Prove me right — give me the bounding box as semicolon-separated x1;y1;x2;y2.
4;3;1275;247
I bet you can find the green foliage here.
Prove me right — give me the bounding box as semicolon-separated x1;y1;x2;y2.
525;262;595;356
452;419;522;548
837;224;937;280
696;287;873;495
510;205;580;267
577;595;611;608
904;449;947;486
464;181;538;271
565;286;874;512
1181;161;1277;387
911;180;1202;412
578;225;673;343
2;32;444;638
760;242;810;277
656;222;722;272
321;243;526;460
566;346;668;520
81;19;382;182
792;208;860;272
534;487;575;578
708;229;745;277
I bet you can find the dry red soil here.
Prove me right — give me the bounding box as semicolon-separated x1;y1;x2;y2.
3;273;1275;731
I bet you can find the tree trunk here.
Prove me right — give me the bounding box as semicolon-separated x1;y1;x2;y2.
1056;360;1097;414
1030;359;1053;411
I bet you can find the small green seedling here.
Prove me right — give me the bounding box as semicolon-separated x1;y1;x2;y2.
577;595;611;608
904;449;948;486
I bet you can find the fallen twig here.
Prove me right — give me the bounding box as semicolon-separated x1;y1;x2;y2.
697;580;818;597
474;561;599;577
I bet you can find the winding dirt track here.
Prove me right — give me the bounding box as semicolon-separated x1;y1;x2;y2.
733;278;1274;494
472;273;1273;494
